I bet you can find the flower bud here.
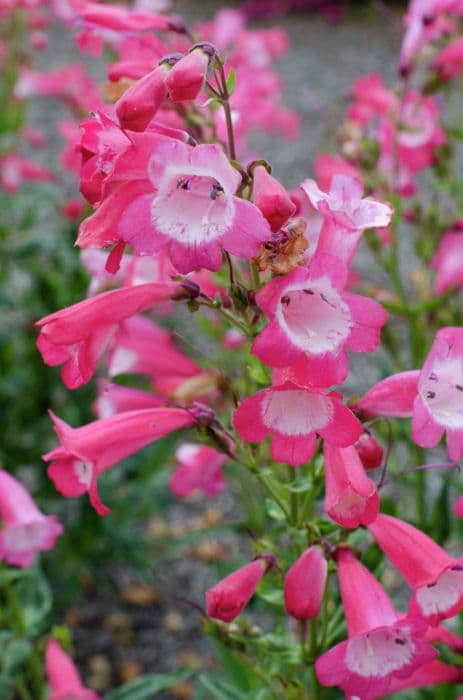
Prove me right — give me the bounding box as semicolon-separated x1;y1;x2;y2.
165;48;209;102
354;432;384;470
116;64;168;132
252;164;296;232
206;559;266;622
284;546;327;620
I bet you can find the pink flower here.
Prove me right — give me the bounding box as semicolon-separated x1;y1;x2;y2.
46;639;100;700
0;153;55;193
116;64;169;132
165;48;210;102
251;253;388;380
79;1;171;32
43;407;198;515
387;660;462;696
120;141;271;273
93;382;164;418
369;513;463;625
347;73;397;126
169;443;227;499
36;283;180;389
0;469;62;568
353;370;420;417
412;327;463;461
315;548;437;699
431;232;463;294
252;164;296;232
323;444;379;528
206;558;267;622
284;546;327;620
233;381;361;466
454;495;463;519
313;154;362;191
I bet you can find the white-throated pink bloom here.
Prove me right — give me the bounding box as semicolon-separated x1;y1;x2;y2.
251;253;387;385
315;548;437;699
169;443;227;499
120;141;271;273
0;469;63;568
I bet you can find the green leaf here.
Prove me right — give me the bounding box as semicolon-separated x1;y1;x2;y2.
198;674;249;700
265;498;286;522
15;566;52;635
105;669;194;700
0;637;32;696
225;69;236;96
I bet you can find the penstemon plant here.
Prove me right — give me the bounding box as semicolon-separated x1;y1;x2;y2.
4;0;463;698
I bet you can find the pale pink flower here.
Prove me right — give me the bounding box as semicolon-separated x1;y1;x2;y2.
233;381;361;466
169;444;227;499
315;548;437;699
251;253;388;381
119;141;271;273
0;470;62;568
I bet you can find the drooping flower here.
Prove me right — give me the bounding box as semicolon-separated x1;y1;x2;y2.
119;140;271;273
206;558;267;622
284;546;327;620
369;513;463;625
46;639;101;700
43;407;199;515
251;253;387;381
315;548;437;699
169;443;227;499
323;443;379;528
353;370;420;417
115;64;168;132
36;282;181;389
252;164;296;232
233;380;361;466
0;469;63;568
165;47;210;102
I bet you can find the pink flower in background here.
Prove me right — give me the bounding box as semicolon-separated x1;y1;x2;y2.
354;432;384;470
46;639;100;700
284;546;327;620
433;36;463;79
251;253;387;377
0;469;63;568
347;73;397;126
0;153;55;193
412;327;463;461
315;548;437;699
169;444;227;499
206;559;267;622
369;513;463;625
93;382;165;418
323;444;379;528
43;407;199;515
36;283;179;389
313;154;362;191
119;141;271;273
431;232;463;294
233;381;361;466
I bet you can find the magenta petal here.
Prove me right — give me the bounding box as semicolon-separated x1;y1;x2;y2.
345;293;388;352
222;198;271;258
353;371;420;417
270;432;316;466
168;240;223;274
320;400;362;447
118;193;167;255
251;321;302;368
446;429;463;461
412;395;444;448
315;641;350;687
233;392;269;443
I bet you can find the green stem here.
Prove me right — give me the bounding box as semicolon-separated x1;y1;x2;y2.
218;66;236;161
287;466;299;527
308;619;321;700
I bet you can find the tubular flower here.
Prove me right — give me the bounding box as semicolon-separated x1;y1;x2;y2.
252;164;296;232
323;443;379;528
120;140;271;273
165;47;210;102
0;469;63;568
206;558;267;622
43;407;199;515
251;253;387;380
46;639;101;700
36;283;181;389
369;513;463;625
233;381;361;466
315;549;437;699
284;546;327;620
